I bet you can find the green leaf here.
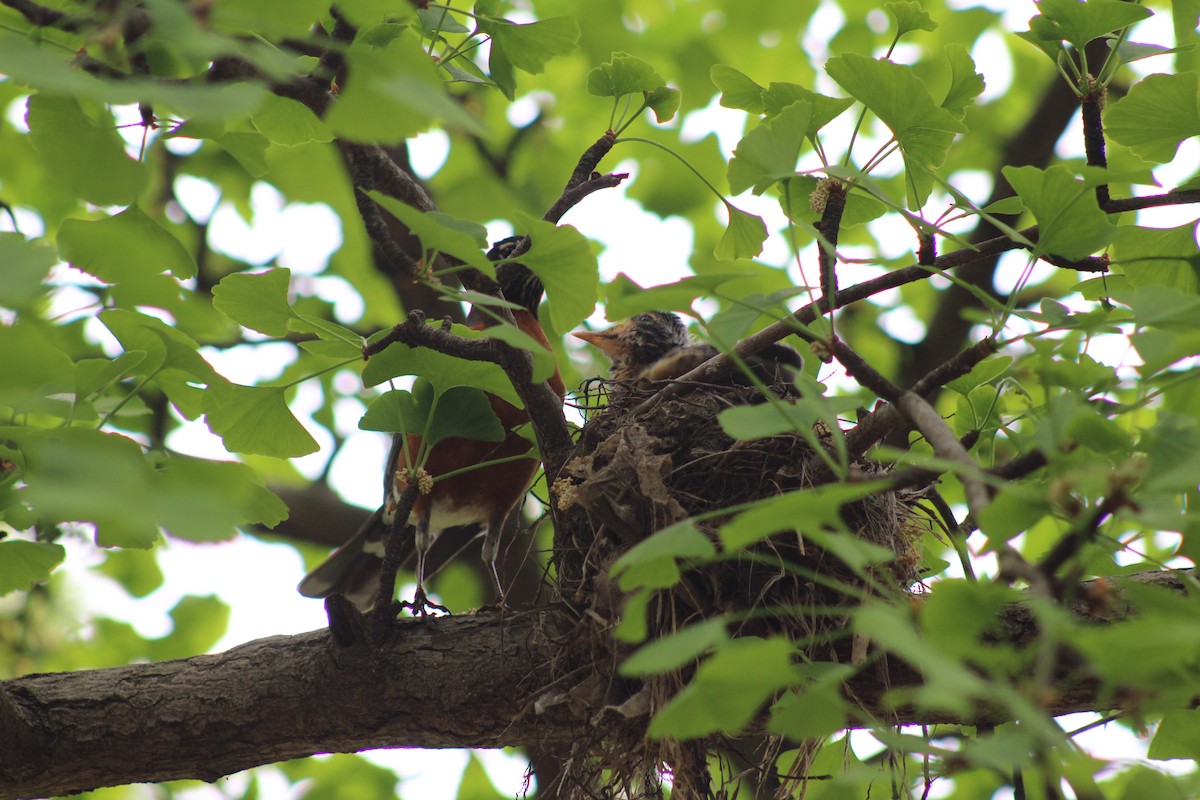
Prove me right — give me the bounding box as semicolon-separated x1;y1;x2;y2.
362;327;518;404
482;16;580;85
0;541;66;595
250;95;333;146
0;233;55;311
1149;708;1200;760
25;94;148;206
603;273;727;318
649;637;798;739
98;308;218;382
727;100;812;195
325;32;486;142
611;519;716;590
15;427;162;548
456;754;507;800
711;65;765;114
1002;165;1115;260
940;44;985;119
147;595;231;660
760;83;855;133
644;86;681;123
368;192;494;275
216;131;270;177
155;455;288;540
919;580;1018;658
855;603;988;715
945;356;1012;395
1106;73;1200;163
211;0;326;36
204;380;320;458
360;383;504;450
719;402;811;440
620;619;730;677
587;51;665;97
74;352;148;404
1122;284;1200;330
0;321;78;414
1112;222;1200;292
58;206;197;284
768;664;855;740
825;54;967;209
1027;0;1152;55
977;484;1051;543
718;483;884;552
97;548;164;598
887;1;938;37
416;8;470;35
212;268;298;336
516;217;600;333
715;205;768;261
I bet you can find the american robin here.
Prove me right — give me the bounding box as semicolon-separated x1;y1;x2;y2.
574;311;803;387
299;238;565;611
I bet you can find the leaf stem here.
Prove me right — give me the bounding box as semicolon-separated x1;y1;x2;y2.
96;366;163;431
277;356;361;390
615;136;732;209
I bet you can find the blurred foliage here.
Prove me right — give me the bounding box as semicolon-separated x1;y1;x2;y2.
0;0;1199;797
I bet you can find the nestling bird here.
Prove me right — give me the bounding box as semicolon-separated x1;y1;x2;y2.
574;311;803;387
298;238;565;611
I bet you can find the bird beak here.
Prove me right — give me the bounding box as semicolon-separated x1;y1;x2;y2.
573;321;631;360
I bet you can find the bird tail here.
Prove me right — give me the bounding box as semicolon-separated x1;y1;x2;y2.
297;508;413;611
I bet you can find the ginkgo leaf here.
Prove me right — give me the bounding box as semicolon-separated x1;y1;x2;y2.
727;100;812;195
587;51;665;97
59;206;197;283
511;217;600;334
0;541;66;595
826;54;967;209
204;379;320;458
1003;165;1115;260
212;268;297;336
25;94;148;206
1106;72;1200;163
715;206;768;260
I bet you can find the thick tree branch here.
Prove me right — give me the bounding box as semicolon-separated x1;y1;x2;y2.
0;0;86;30
3;568;1192;800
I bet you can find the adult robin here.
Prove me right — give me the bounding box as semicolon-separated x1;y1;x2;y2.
299;238;565;611
574;311;803;387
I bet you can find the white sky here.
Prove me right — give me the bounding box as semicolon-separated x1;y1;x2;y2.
5;1;1200;797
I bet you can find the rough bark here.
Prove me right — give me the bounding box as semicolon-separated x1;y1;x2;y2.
1;568;1191;799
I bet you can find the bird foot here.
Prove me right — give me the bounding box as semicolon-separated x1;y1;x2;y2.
475;595;511;616
401;586;451;617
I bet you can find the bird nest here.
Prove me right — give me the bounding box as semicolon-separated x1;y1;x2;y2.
543;376;928;798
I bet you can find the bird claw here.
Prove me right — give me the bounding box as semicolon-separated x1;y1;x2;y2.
475;595;511;616
401;586;451;617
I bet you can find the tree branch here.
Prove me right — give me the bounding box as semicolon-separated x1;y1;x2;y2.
3;568;1191;799
0;0;86;30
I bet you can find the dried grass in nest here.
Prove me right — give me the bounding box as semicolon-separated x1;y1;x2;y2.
546;376;930;798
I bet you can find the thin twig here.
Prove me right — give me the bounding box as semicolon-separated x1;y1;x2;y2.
543;173;629;224
373;482;421;622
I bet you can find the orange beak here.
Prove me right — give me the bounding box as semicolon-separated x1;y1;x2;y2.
573;320;632;361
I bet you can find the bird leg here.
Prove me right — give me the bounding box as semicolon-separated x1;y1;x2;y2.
477;519;513;613
403;519;450;617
